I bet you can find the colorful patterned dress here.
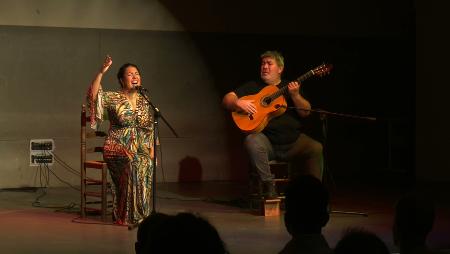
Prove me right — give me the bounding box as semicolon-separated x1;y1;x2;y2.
88;87;154;225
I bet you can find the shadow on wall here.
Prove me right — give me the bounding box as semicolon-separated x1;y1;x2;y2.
178;156;203;182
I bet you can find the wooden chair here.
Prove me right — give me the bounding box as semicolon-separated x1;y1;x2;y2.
80;104;110;222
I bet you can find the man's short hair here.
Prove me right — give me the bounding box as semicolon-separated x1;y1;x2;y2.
261;50;284;68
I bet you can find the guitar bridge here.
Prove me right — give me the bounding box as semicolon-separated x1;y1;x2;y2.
275;104;286;109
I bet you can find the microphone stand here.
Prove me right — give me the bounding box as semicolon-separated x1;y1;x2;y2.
290;107;375;217
136;87;179;216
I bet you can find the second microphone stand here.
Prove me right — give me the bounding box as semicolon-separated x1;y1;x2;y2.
318;109;368;217
292;107;373;217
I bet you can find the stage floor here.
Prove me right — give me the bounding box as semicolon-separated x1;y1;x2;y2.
1;178;449;254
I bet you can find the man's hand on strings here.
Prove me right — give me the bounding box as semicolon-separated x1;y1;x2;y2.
236;99;257;114
287;81;301;98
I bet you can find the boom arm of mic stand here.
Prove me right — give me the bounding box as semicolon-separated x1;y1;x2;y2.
288;107;377;122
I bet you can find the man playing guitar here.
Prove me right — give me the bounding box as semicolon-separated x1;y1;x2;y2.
222;51;323;199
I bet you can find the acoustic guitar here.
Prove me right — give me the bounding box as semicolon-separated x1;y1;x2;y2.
232;63;333;133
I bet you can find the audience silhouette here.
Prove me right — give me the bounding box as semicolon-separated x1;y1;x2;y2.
135;212;171;254
136;212;228;254
334;228;390;254
393;193;436;254
279;175;331;254
135;181;445;254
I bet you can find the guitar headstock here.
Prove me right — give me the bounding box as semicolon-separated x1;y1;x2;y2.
311;63;333;77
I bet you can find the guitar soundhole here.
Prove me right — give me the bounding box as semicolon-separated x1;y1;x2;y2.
262;97;272;106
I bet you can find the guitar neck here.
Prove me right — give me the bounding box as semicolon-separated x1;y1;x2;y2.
296;70;315;83
271;70;314;98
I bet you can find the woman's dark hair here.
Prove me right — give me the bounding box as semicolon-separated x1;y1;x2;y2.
116;63;140;87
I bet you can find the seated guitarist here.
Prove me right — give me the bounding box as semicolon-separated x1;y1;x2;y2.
222;50;323;199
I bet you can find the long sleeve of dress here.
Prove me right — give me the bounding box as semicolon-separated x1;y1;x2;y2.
86;86;107;130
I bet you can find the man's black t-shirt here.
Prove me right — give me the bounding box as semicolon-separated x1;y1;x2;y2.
234;79;303;145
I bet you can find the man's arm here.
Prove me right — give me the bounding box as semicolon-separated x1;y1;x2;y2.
222;91;257;114
222;92;239;111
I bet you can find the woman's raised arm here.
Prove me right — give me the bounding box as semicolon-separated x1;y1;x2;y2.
89;55;112;99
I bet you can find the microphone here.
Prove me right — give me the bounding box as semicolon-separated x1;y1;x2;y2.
135;85;147;92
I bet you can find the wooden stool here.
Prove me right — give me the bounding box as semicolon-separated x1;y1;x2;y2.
269;160;290;198
261;198;282;216
249;160;290;216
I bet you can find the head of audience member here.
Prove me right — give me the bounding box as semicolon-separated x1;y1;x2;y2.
393;193;435;253
135;212;172;254
334;228;390;254
136;212;228;254
284;175;330;236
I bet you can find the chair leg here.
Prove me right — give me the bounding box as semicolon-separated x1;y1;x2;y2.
101;165;107;222
81;166;86;218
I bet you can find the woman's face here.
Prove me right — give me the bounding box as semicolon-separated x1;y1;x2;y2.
121;66;141;90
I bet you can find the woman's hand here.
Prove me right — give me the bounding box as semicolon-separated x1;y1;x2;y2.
149;146;159;166
100;55;112;74
149;146;154;160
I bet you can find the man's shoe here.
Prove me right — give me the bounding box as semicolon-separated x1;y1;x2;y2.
249;178;262;197
262;181;278;199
